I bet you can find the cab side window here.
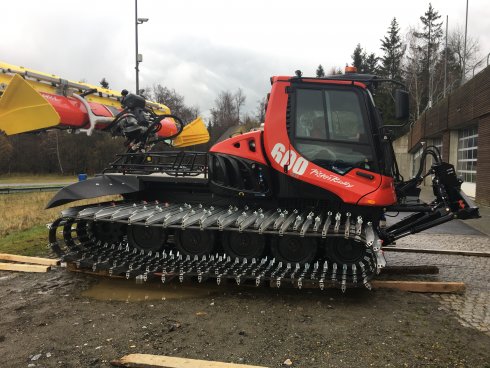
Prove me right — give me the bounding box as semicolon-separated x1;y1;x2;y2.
295;89;327;140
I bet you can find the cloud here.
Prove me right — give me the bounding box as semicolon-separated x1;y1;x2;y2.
141;36;295;118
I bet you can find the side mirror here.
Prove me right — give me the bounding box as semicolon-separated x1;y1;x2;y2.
395;89;409;120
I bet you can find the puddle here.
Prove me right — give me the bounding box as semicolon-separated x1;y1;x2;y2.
82;279;223;302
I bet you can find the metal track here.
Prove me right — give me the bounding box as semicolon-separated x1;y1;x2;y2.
49;201;387;291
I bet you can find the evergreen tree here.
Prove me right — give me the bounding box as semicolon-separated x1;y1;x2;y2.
316;64;325;78
364;53;379;74
351;44;365;71
380;18;405;80
414;3;443;108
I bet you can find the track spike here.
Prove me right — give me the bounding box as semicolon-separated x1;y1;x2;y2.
293;214;303;231
365;222;375;247
322;212;332;238
355;216;363;238
238;211;259;232
258;209;281;233
300;212;314;236
313;215;322;232
331;263;337;281
334;213;341;233
273;210;288;230
344;212;351;238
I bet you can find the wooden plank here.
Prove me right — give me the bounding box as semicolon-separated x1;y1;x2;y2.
371;280;465;294
0;253;59;266
0;262;50;273
383;247;490;258
111;354;268;368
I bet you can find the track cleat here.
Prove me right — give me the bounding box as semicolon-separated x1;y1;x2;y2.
322;212;332;238
259;209;281;233
218;208;241;230
238;211;259;232
300;212;314;237
279;210;298;236
273;210;288;229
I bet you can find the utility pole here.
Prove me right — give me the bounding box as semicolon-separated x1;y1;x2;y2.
427;19;432;108
135;0;149;94
462;0;469;82
444;15;448;97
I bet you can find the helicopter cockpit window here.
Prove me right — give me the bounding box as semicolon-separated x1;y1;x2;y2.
293;87;375;175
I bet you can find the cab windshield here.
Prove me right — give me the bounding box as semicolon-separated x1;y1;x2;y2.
293;87;375;175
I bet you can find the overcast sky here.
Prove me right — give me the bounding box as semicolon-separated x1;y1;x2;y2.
3;0;489;119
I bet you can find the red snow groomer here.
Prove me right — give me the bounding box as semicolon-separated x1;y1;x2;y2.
0;62;479;291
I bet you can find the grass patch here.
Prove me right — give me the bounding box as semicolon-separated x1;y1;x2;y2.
0;191;120;256
0;225;50;257
0;174;76;185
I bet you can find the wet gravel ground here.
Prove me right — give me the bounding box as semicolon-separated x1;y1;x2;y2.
1;231;490;368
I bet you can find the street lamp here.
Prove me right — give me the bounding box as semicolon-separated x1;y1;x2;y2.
135;0;149;94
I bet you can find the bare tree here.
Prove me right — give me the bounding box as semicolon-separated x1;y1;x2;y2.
403;27;425;119
234;88;246;124
151;84;199;123
447;26;481;80
255;97;267;124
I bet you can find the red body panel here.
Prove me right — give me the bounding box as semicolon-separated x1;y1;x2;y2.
209;131;267;165
211;77;397;207
39;92;116;129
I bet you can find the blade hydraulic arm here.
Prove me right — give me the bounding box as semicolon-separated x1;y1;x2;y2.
382;154;479;245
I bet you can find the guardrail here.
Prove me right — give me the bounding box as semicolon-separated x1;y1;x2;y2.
0;186;65;195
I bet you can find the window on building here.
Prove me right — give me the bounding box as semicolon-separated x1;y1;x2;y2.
412;146;424;178
432;137;443;155
457;126;478;183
